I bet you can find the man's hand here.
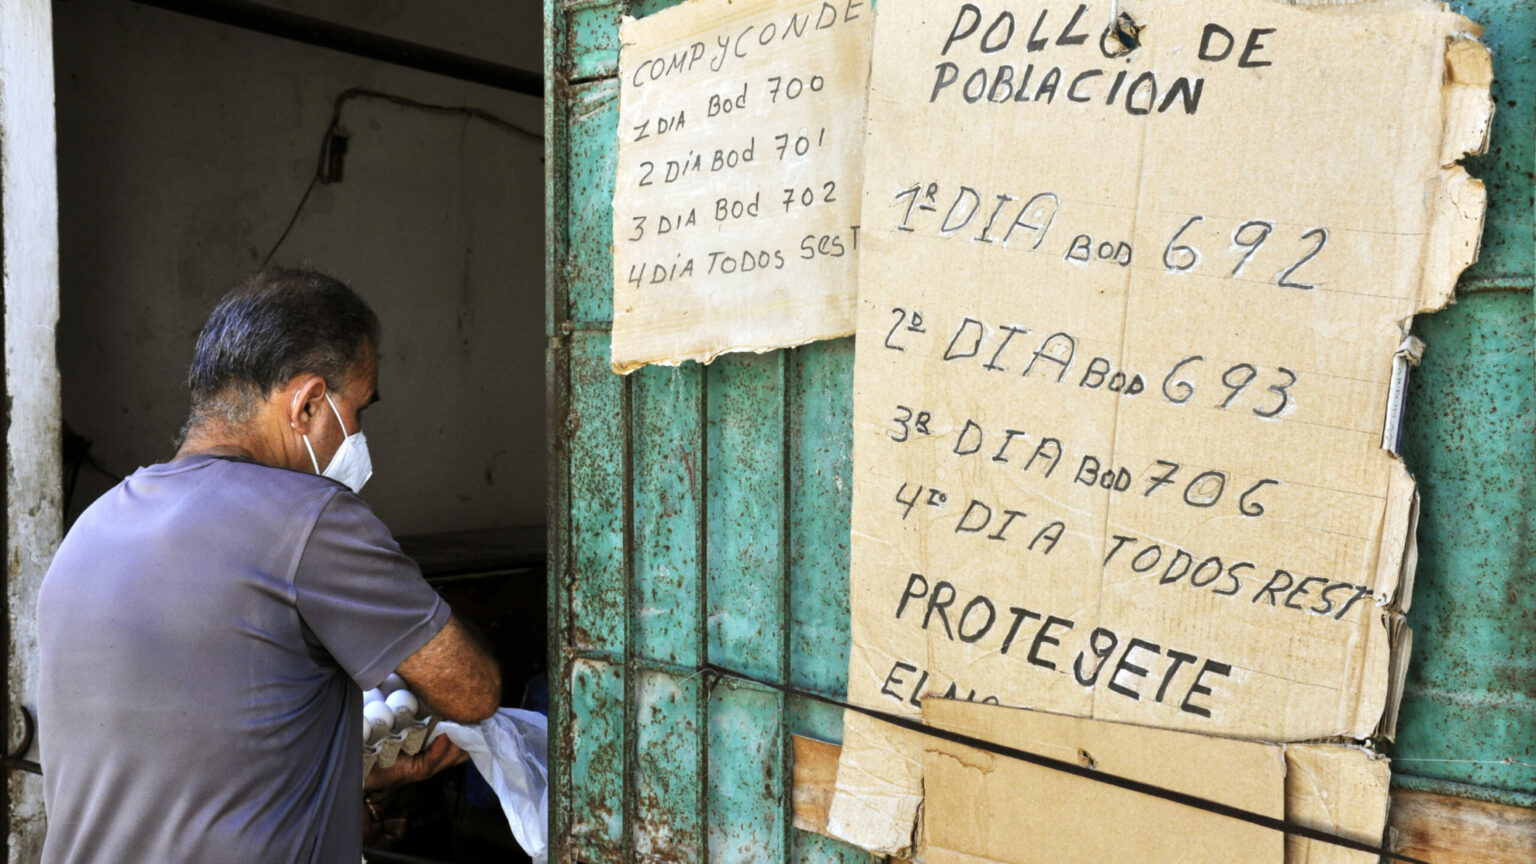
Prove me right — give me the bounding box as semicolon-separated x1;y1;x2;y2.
364;734;469;792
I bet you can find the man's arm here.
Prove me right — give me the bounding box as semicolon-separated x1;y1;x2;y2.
397;613;501;724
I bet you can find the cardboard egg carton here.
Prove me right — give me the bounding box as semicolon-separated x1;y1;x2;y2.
362;715;439;779
361;676;437;779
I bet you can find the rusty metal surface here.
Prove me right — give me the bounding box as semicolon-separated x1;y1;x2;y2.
548;1;872;860
565;79;620;325
548;3;1536;863
1398;290;1536;805
1452;0;1534;292
564;0;622;84
786;340;855;746
1392;0;1535;807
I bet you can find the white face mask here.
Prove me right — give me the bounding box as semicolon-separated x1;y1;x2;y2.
302;393;373;493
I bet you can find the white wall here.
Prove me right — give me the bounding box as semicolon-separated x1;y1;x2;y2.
53;0;545;536
2;0;62;857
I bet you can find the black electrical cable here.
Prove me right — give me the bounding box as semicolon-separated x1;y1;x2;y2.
262;174;323;272
699;663;1433;864
62;424;125;518
335;88;542;143
261;87;542;269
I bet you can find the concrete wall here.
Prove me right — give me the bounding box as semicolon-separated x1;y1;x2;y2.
2;1;63;857
53;0;545;537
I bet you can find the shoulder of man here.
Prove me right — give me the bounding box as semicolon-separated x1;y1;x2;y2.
139;454;357;540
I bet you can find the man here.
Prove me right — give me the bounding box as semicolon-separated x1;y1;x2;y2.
37;269;501;863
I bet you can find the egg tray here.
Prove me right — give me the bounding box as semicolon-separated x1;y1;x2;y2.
362;716;438;779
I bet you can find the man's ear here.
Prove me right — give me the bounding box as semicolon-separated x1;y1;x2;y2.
286;375;329;434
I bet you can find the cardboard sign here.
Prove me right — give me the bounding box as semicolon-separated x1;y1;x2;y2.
921;699;1286;864
830;0;1489;853
1284;743;1392;864
918;701;1389;864
610;0;873;373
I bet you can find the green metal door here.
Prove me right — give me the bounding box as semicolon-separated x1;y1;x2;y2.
545;1;1535;861
1394;0;1535;810
546;2;869;859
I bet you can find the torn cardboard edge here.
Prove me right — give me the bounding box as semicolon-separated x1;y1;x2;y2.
1413;34;1492;313
1373;379;1422;736
1418;167;1488;313
1381;619;1413;742
1375;481;1419;741
1440;37;1494;167
826;711;925;852
1305;2;1492;748
819;700;1394;863
1375;465;1419;608
1364;24;1490;743
825;708;1398;860
1291;0;1482;737
608;0;872;375
1370;24;1482;718
1285;742;1394;864
1356;460;1418;741
825;0;1491;854
609;326;856;375
803;732;1536;864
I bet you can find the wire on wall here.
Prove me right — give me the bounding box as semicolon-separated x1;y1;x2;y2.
63;423;125;522
262;87;543;269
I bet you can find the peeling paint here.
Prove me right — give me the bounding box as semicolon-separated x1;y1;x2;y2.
1;0;63;858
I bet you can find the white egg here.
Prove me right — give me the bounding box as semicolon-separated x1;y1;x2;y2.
363;715;373;740
363;688;385;705
385;689;419;726
363;700;395;745
381;674;406;695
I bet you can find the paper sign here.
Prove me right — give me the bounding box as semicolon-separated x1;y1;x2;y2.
921;699;1286;864
830;0;1488;853
610;0;873;373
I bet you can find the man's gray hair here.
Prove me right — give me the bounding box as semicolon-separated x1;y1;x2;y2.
185;269;381;431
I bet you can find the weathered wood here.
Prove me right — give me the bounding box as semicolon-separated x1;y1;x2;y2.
792;735;913;864
1388;788;1536;864
792;735;841;835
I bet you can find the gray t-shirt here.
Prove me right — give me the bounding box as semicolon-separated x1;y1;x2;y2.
37;454;450;864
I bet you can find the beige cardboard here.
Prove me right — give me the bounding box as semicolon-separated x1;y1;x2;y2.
831;0;1488;853
610;0;873;373
1284;744;1392;864
915;702;1389;864
920;699;1285;864
828;712;927;852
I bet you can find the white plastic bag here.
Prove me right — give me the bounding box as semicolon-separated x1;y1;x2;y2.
436;708;548;863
